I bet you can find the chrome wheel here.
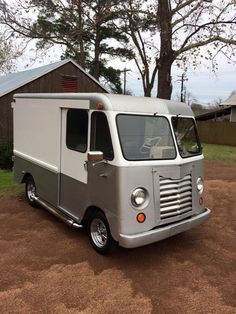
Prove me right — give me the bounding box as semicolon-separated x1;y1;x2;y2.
90;218;108;248
27;181;36;202
87;211;117;254
25;176;39;208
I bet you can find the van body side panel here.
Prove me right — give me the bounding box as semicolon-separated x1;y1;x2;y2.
54;163;119;240
14;153;120;241
13;99;61;171
59;173;88;220
13;155;58;206
57;163;120;240
14;155;120;241
87;162;119;240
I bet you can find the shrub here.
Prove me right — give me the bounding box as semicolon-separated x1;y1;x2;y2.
0;142;13;169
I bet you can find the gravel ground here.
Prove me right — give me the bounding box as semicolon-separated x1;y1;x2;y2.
0;161;235;313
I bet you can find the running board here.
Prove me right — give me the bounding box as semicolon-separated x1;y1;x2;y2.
33;196;83;229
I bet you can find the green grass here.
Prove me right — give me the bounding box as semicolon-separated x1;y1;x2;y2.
202;143;236;161
0;170;24;200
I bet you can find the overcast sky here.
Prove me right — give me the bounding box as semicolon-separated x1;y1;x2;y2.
121;59;235;105
4;0;235;105
16;44;235;105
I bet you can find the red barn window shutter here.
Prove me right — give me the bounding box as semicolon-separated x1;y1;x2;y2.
62;76;78;92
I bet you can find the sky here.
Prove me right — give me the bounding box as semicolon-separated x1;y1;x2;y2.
2;0;235;106
121;59;235;105
181;69;235;104
15;43;235;106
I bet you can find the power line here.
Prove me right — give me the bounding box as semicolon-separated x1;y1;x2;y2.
177;73;188;102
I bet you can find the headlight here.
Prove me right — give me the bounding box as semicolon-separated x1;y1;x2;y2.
196;177;204;194
131;188;148;207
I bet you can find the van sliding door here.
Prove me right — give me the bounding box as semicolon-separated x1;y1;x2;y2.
59;108;88;219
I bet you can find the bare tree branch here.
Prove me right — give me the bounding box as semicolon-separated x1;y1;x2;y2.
172;0;198;15
177;36;236;56
177;20;236;54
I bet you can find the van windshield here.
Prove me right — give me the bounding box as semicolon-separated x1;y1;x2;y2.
116;114;176;160
172;117;202;158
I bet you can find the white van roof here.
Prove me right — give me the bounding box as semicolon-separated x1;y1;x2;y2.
14;93;193;116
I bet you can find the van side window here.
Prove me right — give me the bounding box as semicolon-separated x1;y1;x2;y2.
66;109;88;152
91;112;114;160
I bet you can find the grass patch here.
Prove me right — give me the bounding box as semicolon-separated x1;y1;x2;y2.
202;143;236;161
0;170;24;200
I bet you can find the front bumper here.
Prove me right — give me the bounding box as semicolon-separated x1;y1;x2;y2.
119;207;211;248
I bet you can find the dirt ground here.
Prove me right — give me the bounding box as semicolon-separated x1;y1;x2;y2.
0;161;235;313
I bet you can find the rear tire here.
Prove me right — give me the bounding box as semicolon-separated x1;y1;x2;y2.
25;176;39;208
88;211;117;254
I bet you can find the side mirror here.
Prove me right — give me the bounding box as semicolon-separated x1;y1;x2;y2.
87;151;104;163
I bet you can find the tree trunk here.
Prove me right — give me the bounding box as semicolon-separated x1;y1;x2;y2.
157;58;173;99
77;0;86;69
157;0;173;100
89;0;102;80
144;85;152;97
93;31;101;80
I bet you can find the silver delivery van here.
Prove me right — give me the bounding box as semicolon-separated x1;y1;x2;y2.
13;93;210;254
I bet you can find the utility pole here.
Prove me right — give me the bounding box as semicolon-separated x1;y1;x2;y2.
177;73;188;102
120;68;131;94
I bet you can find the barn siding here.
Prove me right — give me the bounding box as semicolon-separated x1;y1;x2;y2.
0;62;107;145
0;94;13;146
230;107;236;122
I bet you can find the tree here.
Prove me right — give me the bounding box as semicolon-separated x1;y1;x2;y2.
0;36;13;74
121;0;236;98
119;0;159;97
0;31;20;74
1;0;235;98
0;0;132;93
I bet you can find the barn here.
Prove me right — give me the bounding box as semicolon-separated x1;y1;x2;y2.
0;59;108;146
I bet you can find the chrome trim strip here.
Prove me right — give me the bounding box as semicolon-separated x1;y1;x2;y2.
14;150;59;173
34;196;83;229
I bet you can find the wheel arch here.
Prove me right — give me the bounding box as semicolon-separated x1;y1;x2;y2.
82;205;119;242
82;206;104;228
21;172;33;183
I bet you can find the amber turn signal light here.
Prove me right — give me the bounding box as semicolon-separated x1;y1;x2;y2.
199;197;203;205
137;213;146;223
96;103;104;110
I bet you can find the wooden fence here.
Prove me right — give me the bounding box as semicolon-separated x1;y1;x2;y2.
197;121;236;146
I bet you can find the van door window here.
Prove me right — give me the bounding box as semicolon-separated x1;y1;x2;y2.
66;109;88;152
172;117;201;158
90;112;114;160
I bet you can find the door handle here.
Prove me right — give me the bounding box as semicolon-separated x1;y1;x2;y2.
83;161;88;171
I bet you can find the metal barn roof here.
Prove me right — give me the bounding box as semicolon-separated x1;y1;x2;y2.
195;107;231;121
0;59;108;97
221;93;236;106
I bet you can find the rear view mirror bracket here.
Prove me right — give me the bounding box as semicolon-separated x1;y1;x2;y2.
87;151;107;166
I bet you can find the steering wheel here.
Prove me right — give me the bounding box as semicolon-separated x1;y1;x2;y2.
139;136;161;153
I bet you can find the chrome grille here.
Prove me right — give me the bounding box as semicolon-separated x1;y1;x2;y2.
159;174;192;219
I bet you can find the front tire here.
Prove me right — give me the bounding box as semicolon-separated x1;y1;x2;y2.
88;211;117;254
25;176;39;208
